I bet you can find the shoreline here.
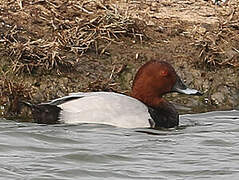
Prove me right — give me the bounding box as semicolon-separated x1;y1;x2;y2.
0;0;238;120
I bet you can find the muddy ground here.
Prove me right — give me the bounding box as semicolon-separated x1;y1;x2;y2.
0;0;239;120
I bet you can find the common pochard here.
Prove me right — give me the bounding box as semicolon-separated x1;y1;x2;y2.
25;60;202;128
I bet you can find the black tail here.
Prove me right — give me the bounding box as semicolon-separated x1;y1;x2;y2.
21;102;62;124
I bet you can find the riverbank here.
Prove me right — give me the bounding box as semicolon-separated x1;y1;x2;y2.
0;0;238;120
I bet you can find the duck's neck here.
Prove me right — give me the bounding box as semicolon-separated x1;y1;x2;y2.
131;90;164;108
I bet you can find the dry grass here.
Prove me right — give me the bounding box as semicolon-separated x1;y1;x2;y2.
193;7;239;67
0;0;239;117
0;68;33;115
0;0;238;74
0;0;145;74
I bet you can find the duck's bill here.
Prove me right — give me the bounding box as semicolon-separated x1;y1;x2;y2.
174;87;203;96
172;75;203;96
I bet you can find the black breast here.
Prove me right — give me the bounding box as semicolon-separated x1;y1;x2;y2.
148;103;179;128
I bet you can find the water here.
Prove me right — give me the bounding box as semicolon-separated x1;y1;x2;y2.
0;110;239;180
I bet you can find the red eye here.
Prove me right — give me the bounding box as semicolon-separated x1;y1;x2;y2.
160;70;168;76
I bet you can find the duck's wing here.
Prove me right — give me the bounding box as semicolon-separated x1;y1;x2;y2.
49;92;109;105
49;95;83;106
48;92;95;105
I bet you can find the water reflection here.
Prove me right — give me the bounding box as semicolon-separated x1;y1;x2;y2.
0;110;239;179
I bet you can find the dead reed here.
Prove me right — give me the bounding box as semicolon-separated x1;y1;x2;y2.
0;0;144;74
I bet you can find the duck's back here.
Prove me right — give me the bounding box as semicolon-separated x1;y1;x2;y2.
56;92;151;128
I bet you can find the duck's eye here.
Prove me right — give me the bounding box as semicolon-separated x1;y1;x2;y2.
160;70;168;77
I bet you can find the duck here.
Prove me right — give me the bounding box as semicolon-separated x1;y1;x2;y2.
24;60;202;129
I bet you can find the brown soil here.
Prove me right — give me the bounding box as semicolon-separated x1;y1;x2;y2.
0;0;239;120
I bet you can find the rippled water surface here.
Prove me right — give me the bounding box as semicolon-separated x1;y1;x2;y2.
1;110;239;180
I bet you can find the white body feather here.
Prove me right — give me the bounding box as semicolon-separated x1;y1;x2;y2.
55;92;151;128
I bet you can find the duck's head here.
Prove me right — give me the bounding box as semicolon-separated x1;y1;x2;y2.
131;60;202;107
